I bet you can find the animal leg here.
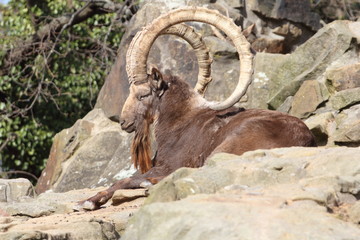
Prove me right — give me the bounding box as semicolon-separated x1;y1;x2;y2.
74;167;169;211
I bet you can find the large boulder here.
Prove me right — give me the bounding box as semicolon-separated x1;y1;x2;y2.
123;147;360;240
0;179;34;203
36;109;135;193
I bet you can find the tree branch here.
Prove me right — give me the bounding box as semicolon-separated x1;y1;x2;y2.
1;0;133;75
0;170;39;181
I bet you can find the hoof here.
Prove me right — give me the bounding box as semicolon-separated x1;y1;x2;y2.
73;200;98;211
140;180;153;188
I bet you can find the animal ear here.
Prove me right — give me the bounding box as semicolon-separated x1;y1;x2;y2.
150;67;163;86
150;68;167;97
151;67;162;80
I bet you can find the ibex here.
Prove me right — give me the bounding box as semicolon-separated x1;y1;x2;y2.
76;7;316;210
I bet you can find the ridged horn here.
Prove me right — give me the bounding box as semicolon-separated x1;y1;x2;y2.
162;24;212;96
126;7;253;110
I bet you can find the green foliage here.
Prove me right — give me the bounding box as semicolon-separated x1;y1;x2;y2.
0;0;124;179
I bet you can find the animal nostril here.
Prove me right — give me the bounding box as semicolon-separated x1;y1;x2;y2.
120;120;125;126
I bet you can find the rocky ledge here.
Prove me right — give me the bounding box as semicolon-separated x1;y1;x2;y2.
1;146;360;239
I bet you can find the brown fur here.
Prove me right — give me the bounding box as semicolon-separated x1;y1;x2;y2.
131;116;153;173
152;75;316;172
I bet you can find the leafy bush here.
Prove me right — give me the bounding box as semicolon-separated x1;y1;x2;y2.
0;0;124;180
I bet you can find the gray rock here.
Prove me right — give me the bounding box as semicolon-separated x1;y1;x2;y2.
146;166;234;204
289;80;329;118
0;188;144;239
331;105;360;146
333;123;360;146
247;0;322;31
36;109;134;193
123;147;360;240
304;104;360;147
124;194;360;240
0;187;106;217
304;111;336;146
311;0;360;23
264;21;358;110
349;201;360;224
330;88;360;110
112;189;148;205
0;219;119;240
0;179;34;203
326;63;360;92
276;96;293;113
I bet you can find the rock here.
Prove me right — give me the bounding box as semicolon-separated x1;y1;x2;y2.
0;188;144;239
242;1;319;54
36;108;134;193
330;88;360;110
311;0;360;23
304;104;360;147
1;188;105;217
276;96;293;113
147;147;360;204
305;112;336;146
331;105;360;146
112;189;148;205
123;147;360;240
124;194;360;240
349;201;360;224
289;80;329;118
0;179;35;202
326;63;360;92
94;51;130;120
146;166;233;204
247;0;322;31
263;21;358;110
251;36;284;53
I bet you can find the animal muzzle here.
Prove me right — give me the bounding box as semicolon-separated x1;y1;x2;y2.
120;119;136;133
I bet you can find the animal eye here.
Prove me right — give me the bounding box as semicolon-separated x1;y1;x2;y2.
138;94;150;101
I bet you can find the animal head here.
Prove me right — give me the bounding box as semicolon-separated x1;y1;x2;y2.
120;68;166;133
120;67;169;174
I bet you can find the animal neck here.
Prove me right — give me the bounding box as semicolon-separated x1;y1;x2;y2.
156;77;204;127
153;76;211;147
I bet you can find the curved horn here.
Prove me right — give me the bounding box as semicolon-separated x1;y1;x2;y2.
162;24;212;96
126;7;253;110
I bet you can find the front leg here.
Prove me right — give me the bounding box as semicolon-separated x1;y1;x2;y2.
74;166;169;211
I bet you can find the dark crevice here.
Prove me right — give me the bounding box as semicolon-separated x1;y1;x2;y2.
273;166;283;171
65;135;76;149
